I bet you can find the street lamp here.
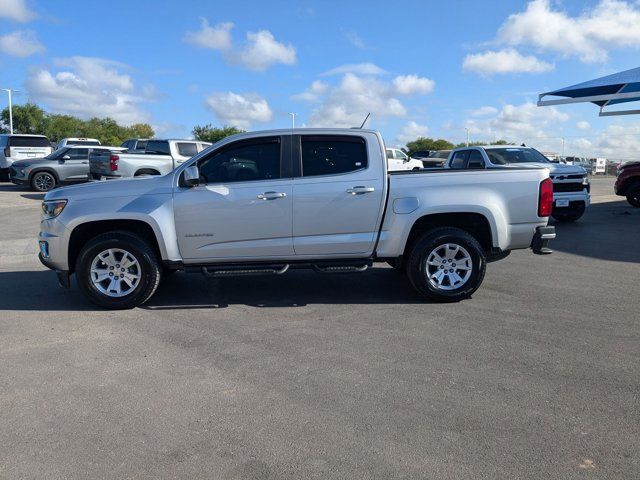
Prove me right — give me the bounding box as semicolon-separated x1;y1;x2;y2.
288;112;297;129
1;88;19;134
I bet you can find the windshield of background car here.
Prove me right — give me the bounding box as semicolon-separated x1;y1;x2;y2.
44;148;70;160
485;148;550;165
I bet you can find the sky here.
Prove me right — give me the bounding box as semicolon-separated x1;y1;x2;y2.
2;0;640;160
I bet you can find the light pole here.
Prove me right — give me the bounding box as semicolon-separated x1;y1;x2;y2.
288;112;297;129
561;137;565;157
465;127;470;147
1;88;18;134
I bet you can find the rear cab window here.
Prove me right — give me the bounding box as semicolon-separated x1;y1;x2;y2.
145;141;171;155
177;142;198;157
301;135;367;177
449;150;469;169
8;136;51;147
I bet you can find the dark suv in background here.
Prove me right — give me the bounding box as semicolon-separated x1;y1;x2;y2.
615;161;640;207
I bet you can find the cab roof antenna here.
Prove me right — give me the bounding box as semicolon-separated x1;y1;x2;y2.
359;113;370;129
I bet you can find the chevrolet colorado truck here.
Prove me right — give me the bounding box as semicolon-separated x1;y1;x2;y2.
88;139;211;180
38;129;555;309
444;145;590;222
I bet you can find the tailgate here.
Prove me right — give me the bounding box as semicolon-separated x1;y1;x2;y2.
89;150;116;177
11;147;51;159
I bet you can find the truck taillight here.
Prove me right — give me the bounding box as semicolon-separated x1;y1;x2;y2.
538;178;553;217
109;155;119;171
3;147;10;157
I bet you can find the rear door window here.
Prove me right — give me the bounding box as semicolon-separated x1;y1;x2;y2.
9;136;51;147
177;142;198;157
449;151;469;169
467;150;485;169
145;141;171;155
67;148;89;160
301;136;367;177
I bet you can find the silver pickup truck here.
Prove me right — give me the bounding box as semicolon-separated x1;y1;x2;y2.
89;139;211;180
38;129;555;309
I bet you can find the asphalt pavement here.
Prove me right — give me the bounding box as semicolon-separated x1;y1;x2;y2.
0;177;637;479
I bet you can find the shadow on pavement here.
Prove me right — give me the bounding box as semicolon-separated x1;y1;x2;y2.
0;268;423;311
21;193;45;201
550;199;640;263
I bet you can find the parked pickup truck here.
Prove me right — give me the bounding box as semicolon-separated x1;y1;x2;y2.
38;129;555;309
444;145;590;222
89;139;211;180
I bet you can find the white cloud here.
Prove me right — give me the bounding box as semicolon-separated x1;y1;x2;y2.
184;18;233;51
471;106;499;117
577;120;591;130
291;80;328;102
397;121;429;145
308;71;435;128
26;56;152;125
463;48;553;76
461;102;569;144
498;0;640;63
238;30;296;71
0;30;44;57
204;91;272;129
0;0;35;22
321;63;387;77
344;30;365;49
392;74;435;95
184;20;296;71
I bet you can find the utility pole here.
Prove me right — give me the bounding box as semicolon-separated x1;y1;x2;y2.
465;127;470;147
561;137;565;157
1;88;18;134
288;112;297;129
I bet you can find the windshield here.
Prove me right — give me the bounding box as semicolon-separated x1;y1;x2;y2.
485;148;550;165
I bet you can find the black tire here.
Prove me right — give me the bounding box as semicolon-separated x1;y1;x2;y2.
75;231;161;309
405;227;486;302
386;258;403;272
31;171;57;192
551;204;586;222
626;184;640;208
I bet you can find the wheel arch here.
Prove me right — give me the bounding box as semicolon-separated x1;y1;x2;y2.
67;219;164;274
29;167;60;183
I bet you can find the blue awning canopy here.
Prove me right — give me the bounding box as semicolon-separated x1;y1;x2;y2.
538;67;640;116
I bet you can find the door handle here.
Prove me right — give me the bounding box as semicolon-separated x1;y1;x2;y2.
346;186;375;195
257;191;287;200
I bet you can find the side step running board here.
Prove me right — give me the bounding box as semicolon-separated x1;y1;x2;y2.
201;264;289;277
312;263;370;273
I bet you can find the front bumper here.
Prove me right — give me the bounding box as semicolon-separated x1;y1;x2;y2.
38;252;71;288
553;191;590;208
531;226;556;255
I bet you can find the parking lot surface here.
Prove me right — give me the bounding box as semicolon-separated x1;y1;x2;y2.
0;177;638;479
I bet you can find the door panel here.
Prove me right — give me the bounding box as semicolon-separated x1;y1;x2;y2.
292;135;385;256
173;182;294;260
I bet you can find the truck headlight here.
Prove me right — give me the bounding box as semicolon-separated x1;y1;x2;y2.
41;200;67;219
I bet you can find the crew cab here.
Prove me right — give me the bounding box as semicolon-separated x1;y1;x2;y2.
385;148;424;171
614;161;640;207
0;134;53;181
445;145;590;222
89;139;210;180
9;145;125;192
56;138;101;149
38;129;555;309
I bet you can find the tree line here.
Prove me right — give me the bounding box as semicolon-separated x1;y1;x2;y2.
404;137;512;155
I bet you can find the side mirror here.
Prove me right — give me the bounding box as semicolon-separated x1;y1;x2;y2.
182;165;200;187
62;155;71;160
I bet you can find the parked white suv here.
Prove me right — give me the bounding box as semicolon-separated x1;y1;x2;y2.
445;145;590;222
0;134;53;181
386;148;423;171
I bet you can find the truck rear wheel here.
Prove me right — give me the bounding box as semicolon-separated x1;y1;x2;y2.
75;231;161;309
405;227;486;302
626;184;640;208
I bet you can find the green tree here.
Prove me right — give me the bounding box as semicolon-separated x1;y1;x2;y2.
405;137;454;155
192;124;244;144
453;139;513;148
1;102;47;134
126;123;154;139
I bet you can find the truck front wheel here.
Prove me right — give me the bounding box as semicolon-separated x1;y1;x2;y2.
75;231;161;309
406;227;486;302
